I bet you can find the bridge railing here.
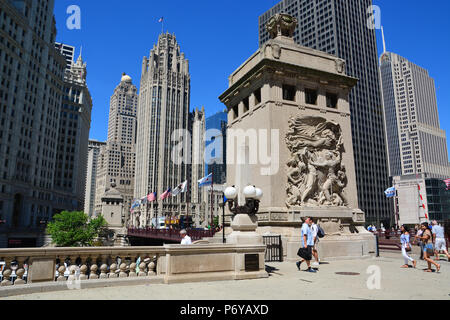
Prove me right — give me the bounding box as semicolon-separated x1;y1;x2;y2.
0;247;165;287
127;227;216;241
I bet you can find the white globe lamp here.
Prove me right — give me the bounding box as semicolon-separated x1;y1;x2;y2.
255;188;263;200
224;186;238;200
243;185;256;199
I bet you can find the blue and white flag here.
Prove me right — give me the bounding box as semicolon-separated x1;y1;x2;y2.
384;186;396;198
198;173;213;188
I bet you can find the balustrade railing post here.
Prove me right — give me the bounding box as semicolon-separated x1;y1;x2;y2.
109;260;118;278
14;257;26;285
129;256;138;278
119;262;128;278
148;256;156;276
57;264;66;282
89;256;99;280
0;257;13;286
138;258;147;277
79;256;89;280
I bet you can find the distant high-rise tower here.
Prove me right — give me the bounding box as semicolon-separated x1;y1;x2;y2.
95;73;138;217
134;32;190;218
206;110;227;184
55;42;75;71
380;52;450;178
53;50;93;214
84;140;106;217
259;0;391;226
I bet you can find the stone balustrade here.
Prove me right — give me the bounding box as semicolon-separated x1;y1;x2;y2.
0;247;165;286
0;243;268;297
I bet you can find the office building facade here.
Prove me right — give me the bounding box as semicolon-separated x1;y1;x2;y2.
380;52;450;179
53;52;93;214
393;174;450;224
205;110;227;185
134;32;190;218
84;140;106;217
54;42;74;71
259;0;391;226
95;73;138;217
0;0;66;247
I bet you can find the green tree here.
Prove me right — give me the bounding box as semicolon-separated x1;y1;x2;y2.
46;211;107;247
213;216;220;228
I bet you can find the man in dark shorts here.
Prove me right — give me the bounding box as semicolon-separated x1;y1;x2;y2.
296;217;316;273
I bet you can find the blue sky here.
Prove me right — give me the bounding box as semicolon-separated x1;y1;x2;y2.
53;0;450;155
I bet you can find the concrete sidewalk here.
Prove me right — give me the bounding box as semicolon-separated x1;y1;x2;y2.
2;252;449;300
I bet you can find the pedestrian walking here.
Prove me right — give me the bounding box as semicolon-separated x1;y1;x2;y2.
310;219;320;268
400;225;416;269
431;220;450;262
296;217;316;273
180;229;192;245
417;222;440;273
414;225;424;260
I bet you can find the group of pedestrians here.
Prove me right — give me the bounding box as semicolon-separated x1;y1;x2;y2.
296;217;320;273
399;220;449;273
295;218;448;274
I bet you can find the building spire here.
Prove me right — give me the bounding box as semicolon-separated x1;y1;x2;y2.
76;45;83;64
381;26;386;53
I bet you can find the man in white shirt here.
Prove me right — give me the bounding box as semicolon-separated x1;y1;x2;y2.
431;220;450;261
180;229;192;245
310;219;320;268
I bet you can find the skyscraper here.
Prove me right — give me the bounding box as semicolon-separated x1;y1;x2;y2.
205;110;227;185
95;73;138;217
189;107;206;225
380;51;450;179
190;107;205;206
84;139;106;217
134;32;190;218
259;0;391;226
55;42;75;71
53;51;93;214
0;0;66;247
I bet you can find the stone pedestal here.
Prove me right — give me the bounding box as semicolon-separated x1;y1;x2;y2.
226;214;263;245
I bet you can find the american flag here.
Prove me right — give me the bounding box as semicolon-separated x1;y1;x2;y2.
160;188;172;200
444;178;450;190
158;17;164;23
147;192;157;202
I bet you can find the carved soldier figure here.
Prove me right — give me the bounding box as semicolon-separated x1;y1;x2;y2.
286;116;347;207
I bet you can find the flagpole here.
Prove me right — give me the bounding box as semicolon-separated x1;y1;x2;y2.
211;168;214;229
186;179;190;229
146;197;149;228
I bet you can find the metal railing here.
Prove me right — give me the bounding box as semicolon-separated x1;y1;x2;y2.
263;235;282;262
127;227;216;242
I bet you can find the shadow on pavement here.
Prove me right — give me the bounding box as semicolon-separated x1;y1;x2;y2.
265;265;281;276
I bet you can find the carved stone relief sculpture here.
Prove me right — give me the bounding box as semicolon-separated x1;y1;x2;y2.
285;116;348;208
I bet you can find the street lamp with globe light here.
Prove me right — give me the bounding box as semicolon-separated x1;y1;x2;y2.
224;185;263;216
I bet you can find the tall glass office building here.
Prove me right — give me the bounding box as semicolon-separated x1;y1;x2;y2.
205;111;227;184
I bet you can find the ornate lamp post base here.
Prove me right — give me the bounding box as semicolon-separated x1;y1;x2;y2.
227;213;262;245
